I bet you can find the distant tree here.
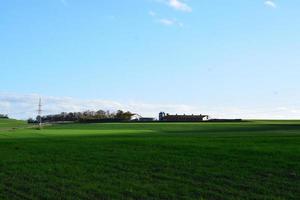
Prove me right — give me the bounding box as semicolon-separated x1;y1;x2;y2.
96;110;107;119
115;110;135;121
32;110;136;123
27;118;36;124
36;115;42;123
0;114;8;119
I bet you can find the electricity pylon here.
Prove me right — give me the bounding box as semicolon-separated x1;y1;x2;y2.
37;97;42;129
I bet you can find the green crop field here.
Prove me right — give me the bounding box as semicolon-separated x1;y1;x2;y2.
0;119;299;200
0;119;27;130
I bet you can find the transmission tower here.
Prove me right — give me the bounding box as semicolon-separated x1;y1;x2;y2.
37;97;42;129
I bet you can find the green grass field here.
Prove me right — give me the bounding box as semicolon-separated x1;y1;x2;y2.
0;119;299;199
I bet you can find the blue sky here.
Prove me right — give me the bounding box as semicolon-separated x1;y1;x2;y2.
1;0;300;119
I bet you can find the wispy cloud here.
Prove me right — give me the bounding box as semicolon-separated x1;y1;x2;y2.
149;11;157;17
1;93;300;120
159;18;175;26
149;11;183;27
159;18;183;27
150;0;190;27
167;0;192;12
0;93;194;119
264;1;277;9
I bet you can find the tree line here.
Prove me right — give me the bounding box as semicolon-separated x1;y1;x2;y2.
28;110;135;123
0;114;9;119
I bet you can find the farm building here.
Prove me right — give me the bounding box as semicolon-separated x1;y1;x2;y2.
159;112;209;122
138;117;155;122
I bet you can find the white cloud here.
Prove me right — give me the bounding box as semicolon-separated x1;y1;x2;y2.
158;18;183;27
149;11;157;17
148;10;183;27
1;93;300;120
0;93;194;119
159;18;175;26
150;1;189;27
167;0;192;12
264;1;277;8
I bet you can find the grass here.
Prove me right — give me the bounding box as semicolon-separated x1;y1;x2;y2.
0;118;27;130
0;119;299;199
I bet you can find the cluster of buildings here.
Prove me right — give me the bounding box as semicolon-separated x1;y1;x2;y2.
136;112;242;122
136;112;210;122
159;112;209;122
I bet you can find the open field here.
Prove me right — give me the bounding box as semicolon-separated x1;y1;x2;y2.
0;119;299;199
0;119;27;130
